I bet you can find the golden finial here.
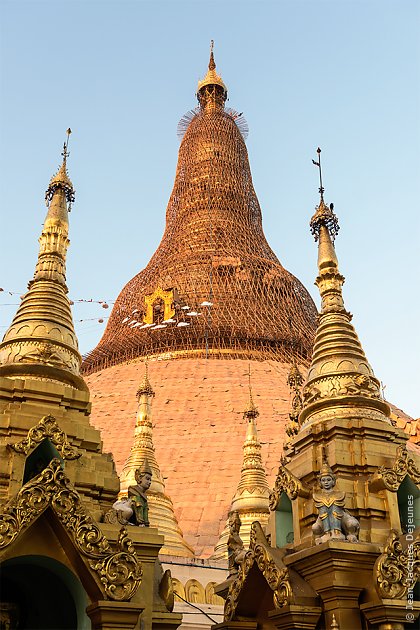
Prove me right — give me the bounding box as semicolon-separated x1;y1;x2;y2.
197;40;227;97
244;364;258;419
330;613;340;629
45;129;75;210
62;128;72;164
209;39;216;70
310;148;339;243
312;147;324;201
137;359;155;398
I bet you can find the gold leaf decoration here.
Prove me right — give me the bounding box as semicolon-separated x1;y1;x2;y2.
0;459;142;601
269;465;310;510
9;414;81;460
374;529;420;599
224;521;292;621
376;446;420;492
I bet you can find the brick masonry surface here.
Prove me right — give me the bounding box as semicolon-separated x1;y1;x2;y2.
85;357;417;557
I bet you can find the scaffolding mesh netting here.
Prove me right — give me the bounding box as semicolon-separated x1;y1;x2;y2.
82;82;317;374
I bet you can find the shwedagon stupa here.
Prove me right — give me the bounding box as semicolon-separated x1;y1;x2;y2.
0;43;418;630
82;47;320;558
82;48;417;560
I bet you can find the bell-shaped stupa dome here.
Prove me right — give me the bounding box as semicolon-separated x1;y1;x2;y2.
84;47;318;557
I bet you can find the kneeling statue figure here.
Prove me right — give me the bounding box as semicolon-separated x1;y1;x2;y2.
105;459;152;527
312;459;359;544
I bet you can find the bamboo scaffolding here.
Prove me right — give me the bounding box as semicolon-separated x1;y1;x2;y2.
82;81;317;375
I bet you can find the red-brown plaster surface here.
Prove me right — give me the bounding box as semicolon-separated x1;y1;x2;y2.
86;358;291;557
85;358;418;557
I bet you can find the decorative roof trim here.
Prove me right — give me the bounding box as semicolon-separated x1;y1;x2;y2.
8;414;81;460
269;465;310;509
0;459;142;601
374;529;420;599
370;445;420;492
224;521;292;621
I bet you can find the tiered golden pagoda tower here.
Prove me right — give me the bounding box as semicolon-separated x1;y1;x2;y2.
213;153;420;630
213;389;270;558
119;365;194;557
0;137;182;630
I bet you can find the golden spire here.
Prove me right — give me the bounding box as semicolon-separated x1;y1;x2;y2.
0;131;84;389
299;149;390;427
137;358;154;397
197;40;227;100
330;614;340;630
119;365;194;557
232;393;270;505
244;363;258;418
45;129;74;209
212;384;270;557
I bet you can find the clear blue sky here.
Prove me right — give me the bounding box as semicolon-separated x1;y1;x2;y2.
1;0;419;417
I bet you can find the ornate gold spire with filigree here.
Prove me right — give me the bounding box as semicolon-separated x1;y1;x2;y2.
0;131;84;390
299;149;390;427
212;382;270;557
197;40;227;97
119;365;194;557
231;391;270;509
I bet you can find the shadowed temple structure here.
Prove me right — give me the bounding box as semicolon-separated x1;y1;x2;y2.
0;44;418;630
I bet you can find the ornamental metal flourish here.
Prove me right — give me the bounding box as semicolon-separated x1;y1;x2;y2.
269;465;310;510
376;445;420;492
0;459;142;601
224;521;292;621
8;414;81;460
374;529;420;599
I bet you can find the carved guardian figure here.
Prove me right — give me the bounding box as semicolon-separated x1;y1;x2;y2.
312;460;359;544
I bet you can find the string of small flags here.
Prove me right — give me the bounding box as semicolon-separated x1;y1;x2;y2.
0;287;114;326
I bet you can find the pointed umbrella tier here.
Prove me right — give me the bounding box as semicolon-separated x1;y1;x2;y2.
0;144;84;390
119;366;194;557
212;392;270;558
83;48;317;374
299;198;391;427
197;42;227;109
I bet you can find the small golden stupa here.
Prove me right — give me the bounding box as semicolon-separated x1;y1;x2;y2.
214;149;420;630
213;384;271;558
0;135;182;630
119;364;195;557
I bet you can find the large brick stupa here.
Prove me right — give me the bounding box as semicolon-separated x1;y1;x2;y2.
83;48;319;557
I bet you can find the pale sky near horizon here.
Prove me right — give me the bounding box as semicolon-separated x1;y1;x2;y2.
0;0;419;417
